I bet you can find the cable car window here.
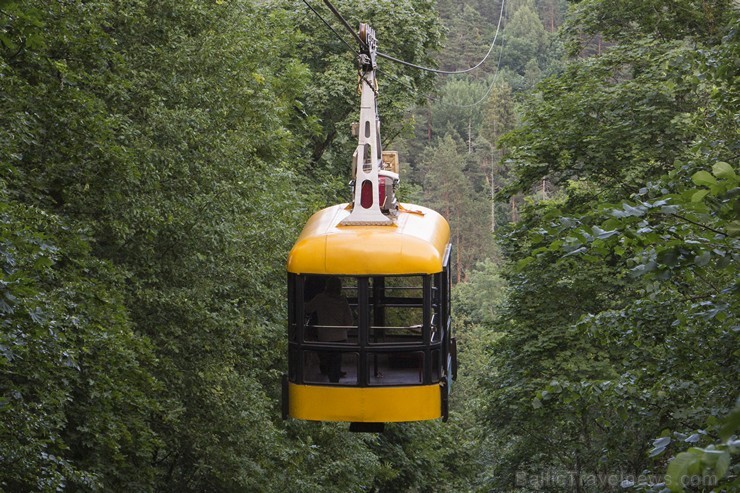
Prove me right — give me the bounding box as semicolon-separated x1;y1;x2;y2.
370;307;423;344
303;350;358;385
288;272;446;388
367;352;425;385
369;276;427;345
302;275;357;345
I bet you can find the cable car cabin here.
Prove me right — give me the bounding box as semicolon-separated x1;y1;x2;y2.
282;22;455;429
282;203;456;426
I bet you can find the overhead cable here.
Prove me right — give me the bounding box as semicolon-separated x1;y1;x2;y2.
301;0;358;55
321;0;367;50
317;0;506;75
443;32;507;109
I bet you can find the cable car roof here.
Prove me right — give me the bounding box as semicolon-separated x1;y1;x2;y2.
287;203;450;275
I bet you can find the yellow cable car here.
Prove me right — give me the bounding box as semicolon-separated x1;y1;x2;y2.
282;24;456;430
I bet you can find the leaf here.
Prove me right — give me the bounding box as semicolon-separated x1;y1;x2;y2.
548;240;564;251
648;446;667;457
698;449;731;479
713;450;731;478
694;251;711;267
0;299;13;314
719;406;740;441
630;260;657;277
691;170;717;187
0;32;16;51
690;189;709;203
658;248;679;266
727;220;740;237
516;257;535;271
602;218;621;230
684;433;701;443
712;161;736;180
28;307;45;324
654;436;672;447
562;246;587;257
666;451;699;492
624;204;646;217
649;436;672;456
592;225;618;239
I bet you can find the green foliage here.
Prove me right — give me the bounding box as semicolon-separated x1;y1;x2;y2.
436;3;499;77
2;0;486;490
432;78;490;140
501;38;714;196
650;400;740;492
479;1;739;491
451;260;506;487
502;3;549;74
10;0;735;491
0;185;159;491
453;259;507;327
367;420;483;492
420;134;495;281
564;0;734;54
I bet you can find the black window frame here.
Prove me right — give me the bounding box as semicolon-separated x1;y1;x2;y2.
287;264;451;388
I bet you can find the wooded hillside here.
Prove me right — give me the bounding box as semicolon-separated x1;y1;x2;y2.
1;0;737;491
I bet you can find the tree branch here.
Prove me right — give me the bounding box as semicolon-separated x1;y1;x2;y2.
670;213;725;236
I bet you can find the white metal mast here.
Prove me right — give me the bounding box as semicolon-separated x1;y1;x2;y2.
340;24;398;226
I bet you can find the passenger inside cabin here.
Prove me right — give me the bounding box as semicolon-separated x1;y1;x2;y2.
305;276;353;382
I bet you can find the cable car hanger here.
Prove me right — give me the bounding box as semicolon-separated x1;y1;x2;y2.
339;22;400;226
